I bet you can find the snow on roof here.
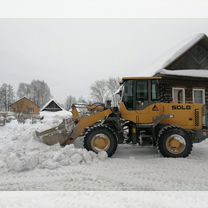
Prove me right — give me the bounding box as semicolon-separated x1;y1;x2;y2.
41;99;65;111
153;33;206;74
158;69;208;78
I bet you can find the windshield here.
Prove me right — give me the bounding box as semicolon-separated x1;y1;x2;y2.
121;80;134;110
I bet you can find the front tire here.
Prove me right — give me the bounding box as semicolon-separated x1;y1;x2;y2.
157;126;193;158
83;125;118;157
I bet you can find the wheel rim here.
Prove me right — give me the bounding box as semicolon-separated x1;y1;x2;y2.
91;133;110;152
166;134;186;154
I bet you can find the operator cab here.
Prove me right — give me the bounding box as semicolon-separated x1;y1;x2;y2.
119;77;161;110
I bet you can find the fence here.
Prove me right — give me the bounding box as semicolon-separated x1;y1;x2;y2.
0;112;41;126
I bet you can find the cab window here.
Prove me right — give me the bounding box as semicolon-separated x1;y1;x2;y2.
151;80;160;101
136;80;148;101
122;80;133;110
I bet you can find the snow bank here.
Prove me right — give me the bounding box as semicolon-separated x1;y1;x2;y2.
0;113;107;173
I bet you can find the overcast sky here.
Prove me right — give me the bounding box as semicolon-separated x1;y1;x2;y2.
0;19;208;103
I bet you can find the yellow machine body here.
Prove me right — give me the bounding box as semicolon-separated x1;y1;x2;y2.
66;76;206;142
120;101;203;130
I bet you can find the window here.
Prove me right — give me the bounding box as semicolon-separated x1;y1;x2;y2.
136;80;148;101
122;80;133;110
172;88;185;103
151;80;160;101
193;89;205;104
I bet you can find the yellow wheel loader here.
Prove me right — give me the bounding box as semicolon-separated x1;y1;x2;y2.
36;77;208;158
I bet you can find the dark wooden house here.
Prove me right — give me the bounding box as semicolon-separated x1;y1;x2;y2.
10;97;40;114
154;33;208;105
41;99;65;112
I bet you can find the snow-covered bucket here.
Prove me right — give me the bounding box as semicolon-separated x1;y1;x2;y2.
36;118;75;145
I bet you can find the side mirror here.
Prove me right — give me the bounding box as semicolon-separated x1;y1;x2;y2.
118;90;122;97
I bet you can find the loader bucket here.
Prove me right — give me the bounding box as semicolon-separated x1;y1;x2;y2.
35;118;75;145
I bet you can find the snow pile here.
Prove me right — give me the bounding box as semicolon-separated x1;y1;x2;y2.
0;116;107;173
38;110;72;131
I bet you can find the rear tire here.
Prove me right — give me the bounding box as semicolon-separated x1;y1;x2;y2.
84;124;118;157
157;126;193;158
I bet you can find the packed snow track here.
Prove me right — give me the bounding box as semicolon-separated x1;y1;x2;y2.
0;192;208;208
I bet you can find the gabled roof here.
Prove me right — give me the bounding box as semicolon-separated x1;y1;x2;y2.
160;33;206;70
10;97;40;108
154;33;208;78
41;99;65;112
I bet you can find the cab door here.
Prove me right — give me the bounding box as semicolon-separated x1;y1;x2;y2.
135;79;161;123
135;80;149;110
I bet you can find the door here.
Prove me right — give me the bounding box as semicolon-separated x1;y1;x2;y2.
135;80;149;110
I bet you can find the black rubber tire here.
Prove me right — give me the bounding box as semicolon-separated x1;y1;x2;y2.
83;124;118;157
157;126;193;158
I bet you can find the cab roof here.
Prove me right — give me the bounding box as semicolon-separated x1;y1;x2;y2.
121;76;161;83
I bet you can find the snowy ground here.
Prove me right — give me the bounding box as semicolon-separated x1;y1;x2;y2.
0;114;208;191
0;192;208;208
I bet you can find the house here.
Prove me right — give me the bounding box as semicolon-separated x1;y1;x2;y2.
154;33;208;105
10;97;40;114
41;99;65;112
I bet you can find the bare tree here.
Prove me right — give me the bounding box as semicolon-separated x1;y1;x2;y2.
90;80;109;103
90;78;120;105
30;80;51;107
106;77;120;106
17;83;31;99
0;83;15;111
16;80;52;107
77;96;87;104
65;95;76;110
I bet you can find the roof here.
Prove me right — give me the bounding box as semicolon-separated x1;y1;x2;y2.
154;33;208;78
121;77;161;83
157;69;208;79
10;97;40;108
41;99;65;111
161;33;206;69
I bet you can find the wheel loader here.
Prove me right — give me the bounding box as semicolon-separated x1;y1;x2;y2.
36;77;208;158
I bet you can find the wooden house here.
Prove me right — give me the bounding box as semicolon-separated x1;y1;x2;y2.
41;99;65;112
154;33;208;106
10;97;40;114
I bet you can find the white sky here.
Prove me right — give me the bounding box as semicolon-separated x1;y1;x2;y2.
0;18;208;103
